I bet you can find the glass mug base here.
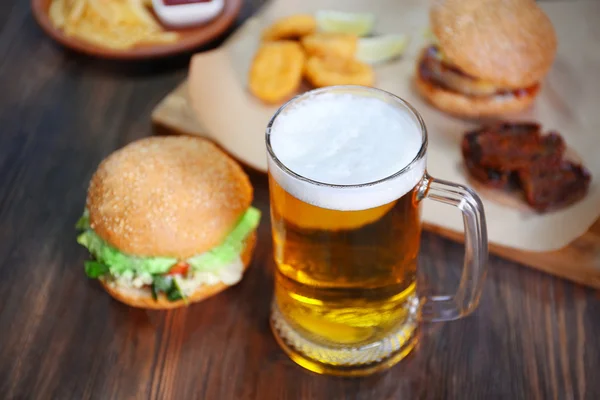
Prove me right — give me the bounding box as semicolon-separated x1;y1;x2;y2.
270;297;419;377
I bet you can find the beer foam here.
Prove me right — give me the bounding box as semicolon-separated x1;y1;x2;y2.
268;91;426;211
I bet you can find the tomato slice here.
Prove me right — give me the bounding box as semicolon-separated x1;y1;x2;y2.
166;262;190;276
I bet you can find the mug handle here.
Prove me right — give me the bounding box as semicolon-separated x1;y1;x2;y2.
417;173;489;322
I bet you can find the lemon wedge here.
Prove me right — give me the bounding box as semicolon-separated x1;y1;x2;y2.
316;10;375;36
356;34;410;64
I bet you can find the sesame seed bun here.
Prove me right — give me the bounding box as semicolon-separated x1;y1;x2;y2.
87;136;253;259
99;232;257;310
415;72;539;118
430;0;557;89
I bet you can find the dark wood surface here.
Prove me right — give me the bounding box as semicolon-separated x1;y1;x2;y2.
1;0;599;399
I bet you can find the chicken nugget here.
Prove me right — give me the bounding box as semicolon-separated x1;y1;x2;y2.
304;55;374;88
262;14;317;41
249;41;305;104
301;33;358;60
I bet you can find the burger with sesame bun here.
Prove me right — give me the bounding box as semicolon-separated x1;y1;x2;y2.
76;136;261;309
415;0;557;117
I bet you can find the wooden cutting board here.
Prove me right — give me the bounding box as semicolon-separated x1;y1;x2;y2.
151;82;600;290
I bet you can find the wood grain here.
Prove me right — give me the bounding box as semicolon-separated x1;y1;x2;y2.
0;0;599;399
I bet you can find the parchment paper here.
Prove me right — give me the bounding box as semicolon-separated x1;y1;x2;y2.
187;0;600;252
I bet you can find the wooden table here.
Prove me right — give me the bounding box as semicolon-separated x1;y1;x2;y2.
1;0;598;399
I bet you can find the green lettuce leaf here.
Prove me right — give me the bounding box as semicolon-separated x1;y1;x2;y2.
168;279;185;302
77;207;261;277
75;210;90;230
150;275;185;301
77;229;176;276
84;261;109;278
188;207;261;271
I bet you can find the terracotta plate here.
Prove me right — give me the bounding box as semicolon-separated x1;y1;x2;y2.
31;0;243;60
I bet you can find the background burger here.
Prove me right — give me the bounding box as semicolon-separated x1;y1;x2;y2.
76;136;261;309
415;0;557;117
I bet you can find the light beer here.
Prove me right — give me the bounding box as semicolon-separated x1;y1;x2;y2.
270;175;422;345
266;88;427;374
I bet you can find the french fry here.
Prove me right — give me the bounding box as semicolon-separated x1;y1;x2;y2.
49;0;66;28
67;0;86;23
129;0;162;30
48;0;179;50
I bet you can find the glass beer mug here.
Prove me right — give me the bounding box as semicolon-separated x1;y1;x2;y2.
265;86;488;377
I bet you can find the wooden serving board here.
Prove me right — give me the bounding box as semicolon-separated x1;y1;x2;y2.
151;82;600;290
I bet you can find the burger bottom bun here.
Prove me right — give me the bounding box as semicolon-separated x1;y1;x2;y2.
99;231;257;310
415;74;539;118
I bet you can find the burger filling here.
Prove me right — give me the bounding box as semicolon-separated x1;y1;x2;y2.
418;45;539;99
76;207;261;302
